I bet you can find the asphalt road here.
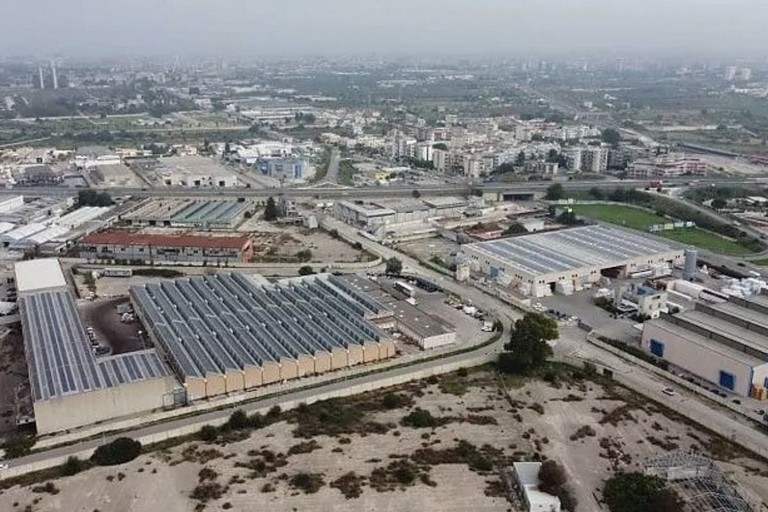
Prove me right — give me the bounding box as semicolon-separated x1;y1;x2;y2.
557;326;768;458
3;176;755;200
323;148;341;184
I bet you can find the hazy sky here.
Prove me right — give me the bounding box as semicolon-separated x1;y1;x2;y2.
1;0;766;58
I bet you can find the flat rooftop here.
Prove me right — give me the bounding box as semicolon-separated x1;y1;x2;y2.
160;155;235;177
710;301;768;331
15;258;68;293
340;274;454;339
464;225;680;276
678;310;768;355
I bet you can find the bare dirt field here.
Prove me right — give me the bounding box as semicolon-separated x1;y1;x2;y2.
0;327;27;435
2;366;767;512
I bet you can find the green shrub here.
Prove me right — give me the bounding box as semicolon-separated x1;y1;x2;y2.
61;456;87;476
401;408;439;429
198;425;219;442
91;437;142;466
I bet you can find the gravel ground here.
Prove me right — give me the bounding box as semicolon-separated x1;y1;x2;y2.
2;368;767;512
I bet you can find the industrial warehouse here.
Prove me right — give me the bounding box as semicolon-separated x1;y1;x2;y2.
121;198;253;229
131;273;397;400
642;291;768;399
15;259;176;435
461;225;685;297
12;254;460;435
79;231;254;264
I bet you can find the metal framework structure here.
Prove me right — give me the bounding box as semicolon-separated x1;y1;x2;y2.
645;452;758;512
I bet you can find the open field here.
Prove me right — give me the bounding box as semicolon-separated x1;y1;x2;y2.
570;203;757;255
2;366;767;512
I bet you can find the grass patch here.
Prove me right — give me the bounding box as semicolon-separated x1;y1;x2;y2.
338;160;359;186
570;203;758;255
570;203;667;230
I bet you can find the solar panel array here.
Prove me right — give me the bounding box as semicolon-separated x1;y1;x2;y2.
131;273;391;381
172;200;249;225
466;225;677;276
18;290;170;402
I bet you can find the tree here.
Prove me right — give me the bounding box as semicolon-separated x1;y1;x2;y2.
91;437;142;466
545;183;564;200
557;209;581;226
539;460;577;512
224;142;231;155
503;222;528;236
515;150;526;166
432;142;448;151
298;265;315;276
603;473;682;512
601;128;621;146
711;198;727;210
296;249;313;262
588;187;604;200
385;257;403;276
546;149;560;163
411;189;421;199
78;189;113;207
2;434;36;458
264;197;278;221
498;313;558;374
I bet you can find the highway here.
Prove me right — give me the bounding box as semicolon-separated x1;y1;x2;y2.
3;176;759;200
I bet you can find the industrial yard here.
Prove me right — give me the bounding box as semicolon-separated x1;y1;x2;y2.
2;367;766;512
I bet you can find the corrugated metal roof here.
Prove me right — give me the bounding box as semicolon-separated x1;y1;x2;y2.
82;230;249;249
131;273;391;380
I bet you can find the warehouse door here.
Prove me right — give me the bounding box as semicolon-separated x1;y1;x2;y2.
649;339;664;358
719;371;735;391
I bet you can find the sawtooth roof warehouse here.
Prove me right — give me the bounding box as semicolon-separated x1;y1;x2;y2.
461;225;685;297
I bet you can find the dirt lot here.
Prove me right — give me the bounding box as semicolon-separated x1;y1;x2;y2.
396;238;462;264
0;328;27;435
2;367;767;512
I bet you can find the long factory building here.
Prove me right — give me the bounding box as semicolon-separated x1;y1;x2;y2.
642;291;768;399
461;225;685;297
15;259;176;434
131;273;397;400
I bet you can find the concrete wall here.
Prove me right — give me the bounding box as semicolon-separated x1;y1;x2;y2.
422;332;456;350
642;322;755;397
34;376;177;435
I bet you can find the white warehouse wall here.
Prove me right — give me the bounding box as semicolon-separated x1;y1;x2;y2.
33;375;178;435
642;322;756;397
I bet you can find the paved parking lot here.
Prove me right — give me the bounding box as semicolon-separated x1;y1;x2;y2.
539;288;640;343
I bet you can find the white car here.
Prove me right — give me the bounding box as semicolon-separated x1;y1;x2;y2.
0;463;9;470
662;387;676;396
